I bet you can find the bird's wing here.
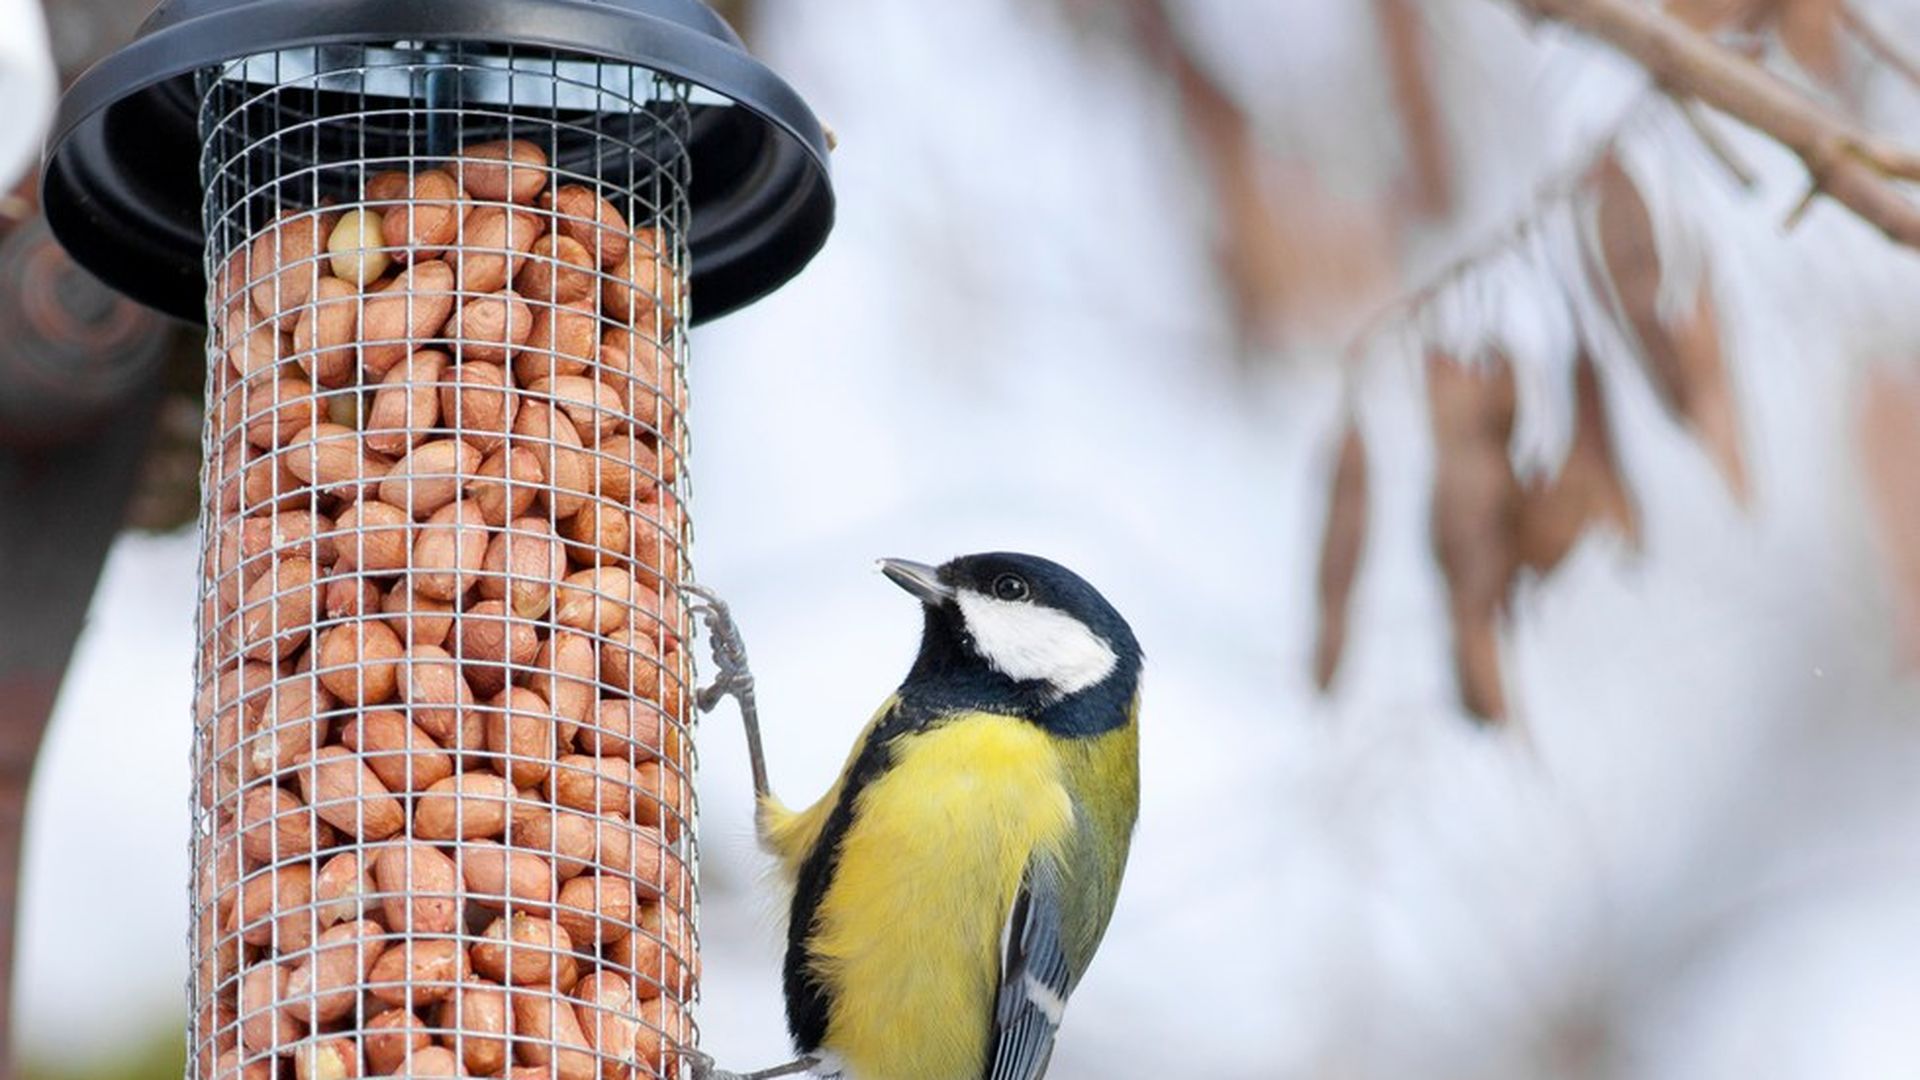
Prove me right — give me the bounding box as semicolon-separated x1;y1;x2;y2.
984;859;1074;1080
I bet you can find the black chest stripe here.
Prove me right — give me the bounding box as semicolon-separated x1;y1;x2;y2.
783;698;927;1050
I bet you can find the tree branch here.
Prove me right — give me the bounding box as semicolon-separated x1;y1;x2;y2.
1511;0;1920;249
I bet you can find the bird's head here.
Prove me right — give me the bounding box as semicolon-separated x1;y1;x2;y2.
882;552;1141;720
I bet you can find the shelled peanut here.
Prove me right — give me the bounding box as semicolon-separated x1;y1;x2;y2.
192;137;697;1080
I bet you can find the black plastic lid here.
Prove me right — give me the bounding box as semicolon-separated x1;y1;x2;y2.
40;0;834;324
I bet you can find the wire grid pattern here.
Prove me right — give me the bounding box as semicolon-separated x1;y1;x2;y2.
188;44;698;1080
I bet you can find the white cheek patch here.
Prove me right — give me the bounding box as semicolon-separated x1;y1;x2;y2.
955;592;1117;696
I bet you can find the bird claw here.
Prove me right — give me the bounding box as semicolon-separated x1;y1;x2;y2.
686;584;755;714
680;1047;817;1080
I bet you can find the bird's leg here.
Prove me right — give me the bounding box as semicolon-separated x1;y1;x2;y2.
683;1047;820;1080
684;584;771;803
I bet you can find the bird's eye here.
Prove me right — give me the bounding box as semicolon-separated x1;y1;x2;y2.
992;574;1030;602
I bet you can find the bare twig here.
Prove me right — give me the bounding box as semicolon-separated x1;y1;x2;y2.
1511;0;1920;249
1679;99;1759;189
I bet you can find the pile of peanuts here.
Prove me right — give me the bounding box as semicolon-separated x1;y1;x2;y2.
193;137;697;1080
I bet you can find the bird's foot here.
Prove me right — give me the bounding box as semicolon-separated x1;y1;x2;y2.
682;1047;819;1080
685;584;755;714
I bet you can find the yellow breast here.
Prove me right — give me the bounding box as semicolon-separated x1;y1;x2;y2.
804;712;1075;1080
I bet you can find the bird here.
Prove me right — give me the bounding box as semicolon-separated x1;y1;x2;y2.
685;552;1142;1080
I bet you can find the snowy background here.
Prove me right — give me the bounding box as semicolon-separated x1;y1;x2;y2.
13;2;1920;1078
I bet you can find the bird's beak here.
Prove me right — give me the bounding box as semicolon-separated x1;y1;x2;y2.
879;558;954;605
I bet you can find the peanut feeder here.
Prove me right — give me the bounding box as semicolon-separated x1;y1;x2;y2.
40;2;833;1076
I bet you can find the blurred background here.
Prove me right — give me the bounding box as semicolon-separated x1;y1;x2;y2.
7;0;1920;1078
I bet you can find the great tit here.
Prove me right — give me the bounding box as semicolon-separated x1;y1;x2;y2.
688;552;1142;1080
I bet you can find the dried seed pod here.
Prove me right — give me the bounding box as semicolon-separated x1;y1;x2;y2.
413;771;515;841
516;233;596;304
448;290;535;365
459;138;551;204
367;938;471;1008
1312;418;1367;692
372;841;463;936
329;207;391;286
461;839;557;917
482;686;558;789
478;517;567;619
381;439;484;519
1426;352;1519;723
314;619;406;705
365;349;449;456
362;259;458;377
441;362;519;454
378;169;464;258
296;745;407;840
292;276;362;389
340;709;455;793
412;499;491;601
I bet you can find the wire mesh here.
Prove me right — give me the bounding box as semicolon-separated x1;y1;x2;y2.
189;42;697;1080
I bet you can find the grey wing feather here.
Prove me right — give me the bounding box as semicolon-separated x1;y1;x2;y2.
984;861;1075;1080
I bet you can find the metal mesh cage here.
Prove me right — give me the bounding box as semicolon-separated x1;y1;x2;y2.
189;43;698;1080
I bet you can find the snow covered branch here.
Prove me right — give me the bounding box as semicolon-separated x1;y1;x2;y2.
1512;0;1920;249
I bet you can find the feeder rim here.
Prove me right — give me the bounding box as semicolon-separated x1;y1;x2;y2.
39;0;835;326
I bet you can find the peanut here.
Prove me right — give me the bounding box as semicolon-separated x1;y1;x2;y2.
459;139;550;204
295;745;406;840
381;439;483;520
541;185;630;268
439;362;518;453
292;276;361;388
412;499;490;601
516;233;595;304
473;913;577;989
413;772;514;841
460;839;555;916
364;1009;432;1074
378;169;464;258
331;500;412;573
484;686;557;788
362;259;457;377
437;978;513;1075
339;709;454;792
364;349;448;456
554;874;634;948
372;842;462;936
456;599;541;697
379;583;456;648
329;207;390;285
314;619;405;705
285;918;386;1026
478;517;567;619
468;446;543;526
447;290;534;365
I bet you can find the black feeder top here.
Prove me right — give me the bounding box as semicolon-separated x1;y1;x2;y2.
40;0;835;324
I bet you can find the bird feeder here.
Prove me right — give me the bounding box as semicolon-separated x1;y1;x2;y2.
41;1;831;1076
